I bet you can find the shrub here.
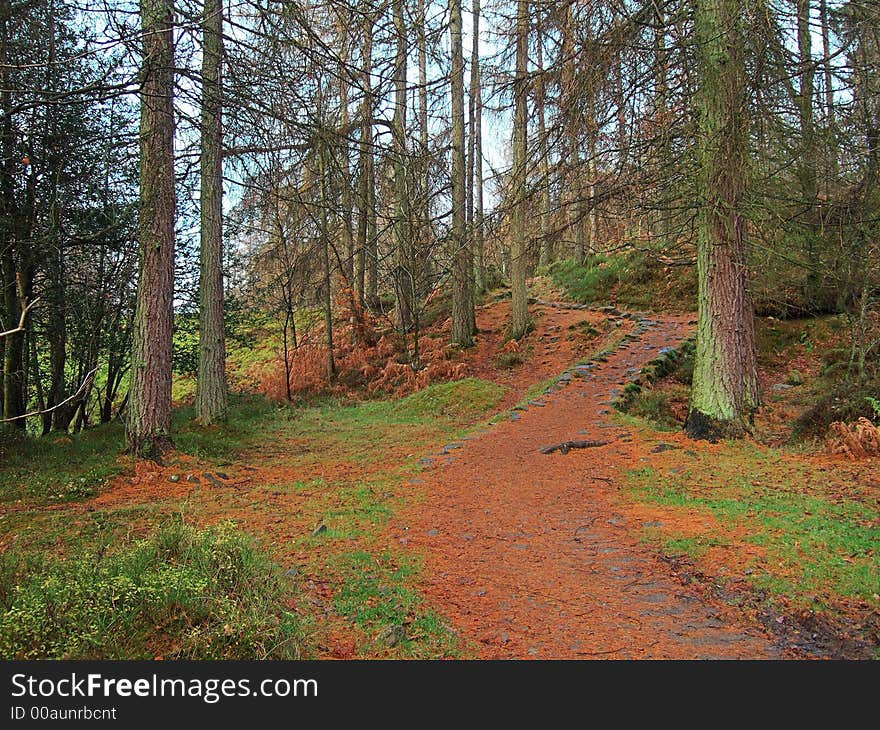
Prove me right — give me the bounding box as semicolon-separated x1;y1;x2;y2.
0;519;300;659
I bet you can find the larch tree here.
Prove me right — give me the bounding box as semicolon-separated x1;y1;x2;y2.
449;0;473;347
196;0;228;425
508;0;531;340
686;0;760;440
126;0;177;457
392;0;414;334
470;0;485;293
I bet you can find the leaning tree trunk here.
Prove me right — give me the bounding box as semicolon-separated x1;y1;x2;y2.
196;0;227;425
686;0;759;441
509;0;531;340
126;0;176;457
450;0;473;347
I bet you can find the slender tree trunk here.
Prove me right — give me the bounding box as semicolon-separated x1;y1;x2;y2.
536;20;550;268
338;16;354;285
472;0;485;292
318;145;336;380
392;0;413;333
196;0;227;425
450;0;472;346
797;0;820;304
561;4;584;262
686;0;760;440
509;0;531;340
0;7;26;430
358;9;377;310
417;0;430;282
126;0;176;457
819;0;838;181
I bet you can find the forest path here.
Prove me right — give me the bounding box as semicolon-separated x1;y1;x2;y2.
401;310;783;659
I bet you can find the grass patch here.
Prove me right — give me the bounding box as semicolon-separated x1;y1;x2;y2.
0;425;128;505
545;253;696;311
622;390;683;431
626;451;880;612
0;518;300;659
332;550;462;658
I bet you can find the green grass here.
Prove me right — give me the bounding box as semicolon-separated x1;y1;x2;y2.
332;550;462;658
0;424;128;505
627;454;880;608
0;518;301;660
544;254;696;311
0;377;506;659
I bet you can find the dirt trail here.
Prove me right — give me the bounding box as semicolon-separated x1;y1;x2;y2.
403;310;783;659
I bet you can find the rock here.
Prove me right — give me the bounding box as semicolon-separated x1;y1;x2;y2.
283;567;299;578
442;443;462;454
311;523;328;537
427;529;439;537
650;443;678;453
510;413;521;421
772;383;793;392
215;472;229;480
643;520;663;528
168;474;181;483
186;475;201;484
528;400;546;407
379;624;406;648
203;473;224;487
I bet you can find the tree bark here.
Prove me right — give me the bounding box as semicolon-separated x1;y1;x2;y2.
358;8;377;310
450;0;473;347
686;0;760;441
126;0;176;457
196;0;227;425
509;0;531;340
471;0;485;293
819;0;837;181
392;0;413;334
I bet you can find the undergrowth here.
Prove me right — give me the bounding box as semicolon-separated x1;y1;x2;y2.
0;518;300;660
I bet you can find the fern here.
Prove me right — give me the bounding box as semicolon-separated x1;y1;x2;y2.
866;396;880;420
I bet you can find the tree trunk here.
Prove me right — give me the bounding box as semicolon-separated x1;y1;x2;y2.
536;19;550;269
561;4;584;263
509;0;531;340
126;0;176;458
338;14;354;286
358;9;377;310
0;7;26;430
450;0;473;347
819;0;838;181
392;0;413;334
196;0;227;425
472;0;485;293
796;0;819;302
686;0;760;441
